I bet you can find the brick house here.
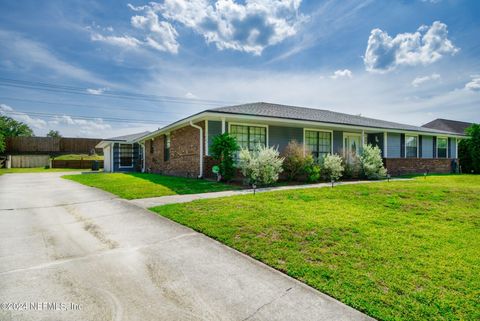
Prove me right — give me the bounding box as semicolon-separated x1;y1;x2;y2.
99;102;466;177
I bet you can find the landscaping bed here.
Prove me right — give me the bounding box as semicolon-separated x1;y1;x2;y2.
151;175;480;321
63;173;240;199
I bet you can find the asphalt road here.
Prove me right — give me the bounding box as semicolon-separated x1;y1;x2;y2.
0;172;373;321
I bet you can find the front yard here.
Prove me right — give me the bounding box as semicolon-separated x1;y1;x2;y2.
151;175;480;320
63;173;240;199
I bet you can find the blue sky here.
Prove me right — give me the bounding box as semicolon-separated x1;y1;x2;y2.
0;0;479;137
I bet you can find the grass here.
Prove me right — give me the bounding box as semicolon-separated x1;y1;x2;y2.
53;154;104;160
63;173;240;199
0;167;88;175
151;175;480;321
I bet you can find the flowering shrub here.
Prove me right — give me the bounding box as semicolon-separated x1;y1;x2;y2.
360;144;387;179
322;154;344;182
342;150;362;179
282;140;308;181
238;146;284;186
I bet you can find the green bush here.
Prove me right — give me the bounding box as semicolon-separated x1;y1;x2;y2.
282;140;308;181
303;155;321;182
210;133;239;181
360;144;387;179
322;154;344;182
238;146;284;186
459;124;480;174
342;151;362;179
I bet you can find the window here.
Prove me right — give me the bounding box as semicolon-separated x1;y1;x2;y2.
405;135;418;158
164;134;170;161
305;130;332;161
437;137;447;158
119;144;133;167
230;124;266;151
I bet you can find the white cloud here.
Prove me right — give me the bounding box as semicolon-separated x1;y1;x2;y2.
0;104;47;130
86;87;108;95
411;73;440;87
465;76;480;91
331;69;352;79
90;33;142;48
185;92;197;99
364;21;459;73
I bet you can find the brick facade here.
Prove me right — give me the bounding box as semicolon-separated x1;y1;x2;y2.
384;158;457;176
144;121;205;177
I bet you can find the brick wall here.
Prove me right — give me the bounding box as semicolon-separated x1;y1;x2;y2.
144;122;205;177
384;158;456;176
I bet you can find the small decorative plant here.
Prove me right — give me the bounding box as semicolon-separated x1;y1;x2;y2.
360;144;387;179
322;154;344;182
282;140;308;181
210;133;239;181
303;155;321;182
238;145;284;186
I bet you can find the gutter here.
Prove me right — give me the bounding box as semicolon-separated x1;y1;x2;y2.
189;121;204;178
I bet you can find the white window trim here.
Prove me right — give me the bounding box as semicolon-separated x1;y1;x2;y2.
303;128;333;156
404;134;419;158
118;143;134;169
436;136;448;159
205;119;209;156
342;132;363;158
228;122;269;148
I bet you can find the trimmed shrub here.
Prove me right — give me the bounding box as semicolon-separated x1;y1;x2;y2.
238;146;284;186
282;140;308;181
322;154;344;182
459;124;480;174
360;144;387;179
342;150;362;179
303;155;321;182
210;133;239;181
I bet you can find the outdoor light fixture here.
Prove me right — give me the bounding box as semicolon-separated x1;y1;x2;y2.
331;179;334;188
252;184;257;195
424;172;427;179
387;174;391;182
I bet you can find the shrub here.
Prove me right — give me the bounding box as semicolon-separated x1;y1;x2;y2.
238;146;284;186
322;154;344;182
459;124;480;174
303;155;321;182
282;140;308;181
342;150;362;179
210;133;239;181
360;144;387;179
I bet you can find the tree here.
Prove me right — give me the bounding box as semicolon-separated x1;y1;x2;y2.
210;133;239;181
238;146;284;186
360;144;387;179
322;154;344;182
459;124;480;174
282;140;308;181
0;115;34;153
47;129;62;138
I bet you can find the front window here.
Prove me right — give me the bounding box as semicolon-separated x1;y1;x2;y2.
437;137;447;158
119;144;133;167
305;130;332;161
405;135;418;158
230;124;266;151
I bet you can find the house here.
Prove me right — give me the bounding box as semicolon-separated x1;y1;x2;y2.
422;118;472;135
134;102;465;177
96;131;150;173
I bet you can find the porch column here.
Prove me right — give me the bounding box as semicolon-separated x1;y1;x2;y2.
383;132;388;158
361;130;365;150
221;118;226;134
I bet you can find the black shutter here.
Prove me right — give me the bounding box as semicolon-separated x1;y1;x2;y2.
418;135;423;158
400;134;405;158
447;138;451;158
433;137;437;158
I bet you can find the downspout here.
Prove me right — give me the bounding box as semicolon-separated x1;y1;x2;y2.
140;142;146;173
189;121;203;178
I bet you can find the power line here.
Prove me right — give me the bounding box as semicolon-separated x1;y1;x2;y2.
0;77;236;106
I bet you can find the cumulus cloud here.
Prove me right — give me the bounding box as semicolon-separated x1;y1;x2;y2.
364;21;459;72
331;69;352;79
465;76;480;91
411;73;440;87
0;104;47;130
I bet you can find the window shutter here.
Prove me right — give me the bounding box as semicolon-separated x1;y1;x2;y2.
433;137;437;158
418;135;423;158
447;138;451;158
400;134;405;158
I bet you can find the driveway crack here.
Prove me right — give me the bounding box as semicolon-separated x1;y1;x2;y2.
241;286;294;321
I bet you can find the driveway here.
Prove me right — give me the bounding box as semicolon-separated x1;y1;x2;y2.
0;172;373;321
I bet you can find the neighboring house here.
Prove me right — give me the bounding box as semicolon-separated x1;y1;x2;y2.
422;118;472;135
134;102;465;177
96;131;150;173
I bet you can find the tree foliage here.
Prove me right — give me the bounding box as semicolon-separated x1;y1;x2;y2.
282;140;308;181
210;133;239;181
47;129;62;138
322;154;344;182
238;145;284;186
459;124;480;174
0;115;34;154
360;144;387;179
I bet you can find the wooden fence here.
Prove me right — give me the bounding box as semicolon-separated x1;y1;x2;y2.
51;160;104;169
5;137;102;154
10;155;50;168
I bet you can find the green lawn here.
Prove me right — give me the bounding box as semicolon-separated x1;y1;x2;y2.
63;173;240;199
0;168;88;175
151;175;480;321
53;154;104;160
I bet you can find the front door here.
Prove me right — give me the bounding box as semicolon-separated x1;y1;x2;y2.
344;134;361;162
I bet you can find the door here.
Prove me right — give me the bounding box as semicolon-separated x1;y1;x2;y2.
344;133;361;162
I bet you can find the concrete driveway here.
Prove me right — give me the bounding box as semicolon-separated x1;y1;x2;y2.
0;172;373;321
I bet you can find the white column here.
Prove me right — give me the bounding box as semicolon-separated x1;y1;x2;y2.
455;138;458;158
383;132;388;158
361;130;365;151
221;118;226;134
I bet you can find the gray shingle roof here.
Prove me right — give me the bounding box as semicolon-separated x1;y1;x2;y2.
208;102;460;135
422;118;472;135
106;131;150;142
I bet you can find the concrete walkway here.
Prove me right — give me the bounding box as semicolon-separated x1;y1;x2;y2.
130;179;398;208
0;172;374;321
